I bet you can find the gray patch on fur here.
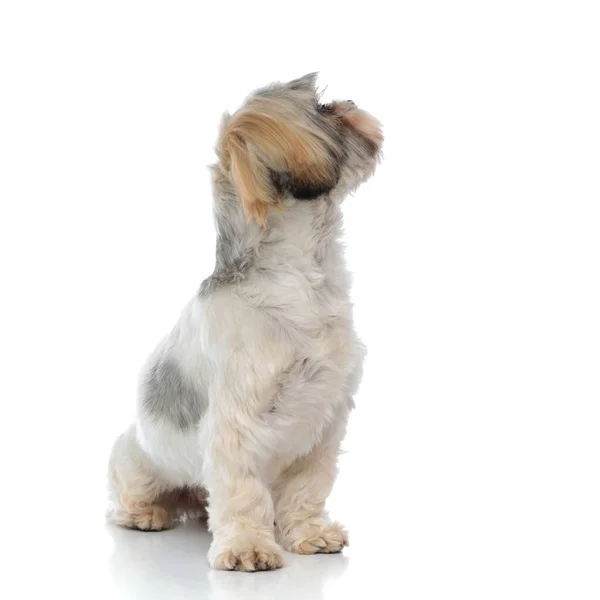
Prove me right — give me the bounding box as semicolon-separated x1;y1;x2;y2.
199;197;257;296
141;359;204;429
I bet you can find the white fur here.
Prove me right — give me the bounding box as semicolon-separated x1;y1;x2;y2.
108;75;381;571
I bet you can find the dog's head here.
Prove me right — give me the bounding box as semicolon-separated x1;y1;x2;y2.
215;73;383;226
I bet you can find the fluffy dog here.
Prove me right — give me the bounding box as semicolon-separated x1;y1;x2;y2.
108;73;383;571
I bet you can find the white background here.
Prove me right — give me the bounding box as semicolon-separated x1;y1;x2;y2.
1;1;599;598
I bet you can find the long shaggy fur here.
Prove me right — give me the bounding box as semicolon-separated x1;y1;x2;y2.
107;72;383;571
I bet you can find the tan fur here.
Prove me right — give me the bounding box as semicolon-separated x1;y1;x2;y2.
110;467;171;531
111;480;207;530
218;99;338;226
342;110;384;145
290;521;348;554
209;533;285;572
116;504;173;531
109;433;207;530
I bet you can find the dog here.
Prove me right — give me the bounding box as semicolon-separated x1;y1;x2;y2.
108;73;383;571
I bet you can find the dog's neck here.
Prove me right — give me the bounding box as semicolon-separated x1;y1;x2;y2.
201;183;347;296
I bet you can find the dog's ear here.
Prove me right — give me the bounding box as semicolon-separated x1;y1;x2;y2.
287;72;318;93
219;108;339;226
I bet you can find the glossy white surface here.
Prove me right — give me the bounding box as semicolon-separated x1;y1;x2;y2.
8;441;599;599
106;521;349;599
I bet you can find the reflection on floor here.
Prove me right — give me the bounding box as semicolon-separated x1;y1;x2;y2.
106;520;349;600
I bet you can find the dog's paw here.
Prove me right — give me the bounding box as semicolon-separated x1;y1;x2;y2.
209;534;284;571
282;521;348;554
116;505;172;531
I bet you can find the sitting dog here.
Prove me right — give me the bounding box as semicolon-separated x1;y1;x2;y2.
108;73;383;571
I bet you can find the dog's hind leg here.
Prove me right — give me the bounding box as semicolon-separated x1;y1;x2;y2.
107;425;174;531
167;486;208;522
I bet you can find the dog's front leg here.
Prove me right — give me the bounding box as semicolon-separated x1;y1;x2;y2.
203;394;284;571
273;422;349;555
